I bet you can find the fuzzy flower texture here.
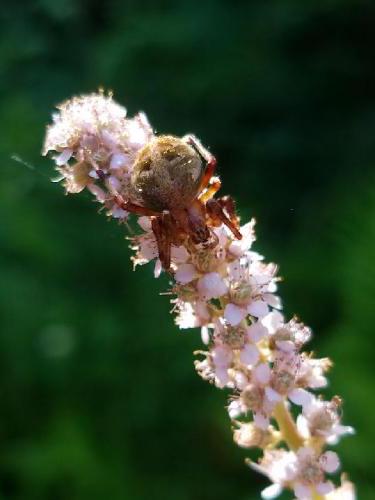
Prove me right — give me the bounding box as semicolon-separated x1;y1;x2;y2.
43;92;355;499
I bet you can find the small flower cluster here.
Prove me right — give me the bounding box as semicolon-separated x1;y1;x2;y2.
134;216;355;499
44;93;355;499
43;91;153;217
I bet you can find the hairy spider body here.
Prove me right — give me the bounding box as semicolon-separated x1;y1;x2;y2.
131;135;203;212
116;134;242;270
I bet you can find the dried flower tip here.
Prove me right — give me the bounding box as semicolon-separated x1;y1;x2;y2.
233;421;276;449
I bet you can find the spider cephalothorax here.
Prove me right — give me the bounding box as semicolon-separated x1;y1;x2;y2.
115;134;242;270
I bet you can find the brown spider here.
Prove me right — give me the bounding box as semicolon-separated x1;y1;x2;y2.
113;134;242;271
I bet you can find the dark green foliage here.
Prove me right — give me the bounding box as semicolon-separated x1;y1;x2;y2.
0;0;374;498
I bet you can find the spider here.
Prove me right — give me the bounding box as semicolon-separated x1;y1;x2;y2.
113;134;242;271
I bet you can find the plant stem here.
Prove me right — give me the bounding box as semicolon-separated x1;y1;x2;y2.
274;403;326;499
273;400;303;451
312;492;324;500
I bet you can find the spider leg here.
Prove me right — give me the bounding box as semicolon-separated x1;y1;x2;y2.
217;195;241;231
187;200;211;243
206;198;242;240
113;194;159;217
183;134;213;163
198;176;221;203
183;134;217;193
151;211;173;271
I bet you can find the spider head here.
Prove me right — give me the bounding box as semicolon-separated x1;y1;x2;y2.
131;135;204;212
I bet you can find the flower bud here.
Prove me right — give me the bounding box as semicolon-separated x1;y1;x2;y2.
240;384;264;412
233;422;274;449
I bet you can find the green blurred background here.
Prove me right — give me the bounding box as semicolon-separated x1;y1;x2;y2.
0;0;374;498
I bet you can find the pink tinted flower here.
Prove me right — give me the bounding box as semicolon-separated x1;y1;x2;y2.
228;220;256;257
254;447;340;500
175;263;198;284
292;447;340;499
175;300;210;329
297;396;354;444
224;256;280;326
250;449;297;498
197;272;227;300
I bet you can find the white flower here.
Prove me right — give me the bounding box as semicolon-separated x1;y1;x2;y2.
132;232;158;266
264;351;313;409
43;93;154;200
43;92;128;156
263;313;312;352
123;111;153;149
175;300;210;329
296;354;331;389
297;396;355;445
292;447;340;499
197;272;227;300
254;447;340;500
229;365;277;429
223;255;280;326
208;319;261;388
228;219;256;257
251;449;297;498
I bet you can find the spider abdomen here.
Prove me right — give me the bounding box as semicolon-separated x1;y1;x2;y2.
131;135;203;212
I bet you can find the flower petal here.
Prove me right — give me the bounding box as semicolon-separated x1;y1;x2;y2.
275;340;296;352
201;326;210;345
261;483;283;500
254;363;271;384
248;300;269;318
253;412;269;430
263;293;282;309
55;148;73;166
110;152;131;169
138;216;152;231
316;481;334;495
228;400;242;419
224;303;247;326
154;259;162;278
265;386;282;402
320;451;340;473
288;388;314;408
175;263;198;284
197;272;227;300
262;311;284;333
294;482;312;499
240;344;260;367
212;345;232;367
296;415;311;440
247;322;268;342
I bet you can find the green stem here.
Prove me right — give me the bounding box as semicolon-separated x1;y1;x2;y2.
273;400;303;451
